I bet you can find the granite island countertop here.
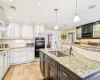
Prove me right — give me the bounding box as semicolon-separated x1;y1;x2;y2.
40;48;100;79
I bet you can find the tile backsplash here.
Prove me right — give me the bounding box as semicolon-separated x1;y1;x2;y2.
0;40;34;48
77;39;100;45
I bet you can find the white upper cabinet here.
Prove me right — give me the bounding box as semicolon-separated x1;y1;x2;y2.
14;24;20;38
6;23;34;39
22;24;34;38
6;23;15;38
6;23;20;38
34;24;45;37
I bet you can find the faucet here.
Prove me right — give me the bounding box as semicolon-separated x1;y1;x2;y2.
69;45;73;55
54;41;57;49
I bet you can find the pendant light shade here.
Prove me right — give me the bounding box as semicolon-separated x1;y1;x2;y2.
54;25;58;29
73;0;80;22
54;9;58;29
73;14;80;22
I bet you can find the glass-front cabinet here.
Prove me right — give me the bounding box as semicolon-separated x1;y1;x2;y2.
76;27;82;39
93;21;100;38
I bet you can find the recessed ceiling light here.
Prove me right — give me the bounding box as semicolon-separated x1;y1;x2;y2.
26;20;28;21
14;13;16;14
38;3;40;6
9;0;12;2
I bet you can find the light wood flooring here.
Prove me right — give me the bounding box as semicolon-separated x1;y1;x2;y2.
3;62;44;80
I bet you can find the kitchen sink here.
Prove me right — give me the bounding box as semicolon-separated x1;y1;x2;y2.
49;51;68;57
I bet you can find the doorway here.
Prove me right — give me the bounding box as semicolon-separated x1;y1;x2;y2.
68;32;75;44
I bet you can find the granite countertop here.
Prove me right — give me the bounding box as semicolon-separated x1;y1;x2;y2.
40;48;100;78
0;47;34;55
74;44;100;52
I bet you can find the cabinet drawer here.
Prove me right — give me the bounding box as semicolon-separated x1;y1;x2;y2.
58;72;69;80
13;52;28;58
12;57;28;64
58;65;81;80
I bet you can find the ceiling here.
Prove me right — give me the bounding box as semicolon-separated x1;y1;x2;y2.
0;0;100;30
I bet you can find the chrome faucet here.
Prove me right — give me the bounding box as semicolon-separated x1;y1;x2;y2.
69;45;73;55
54;41;57;49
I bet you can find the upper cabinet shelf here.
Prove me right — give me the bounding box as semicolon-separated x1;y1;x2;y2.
93;21;100;38
76;21;100;39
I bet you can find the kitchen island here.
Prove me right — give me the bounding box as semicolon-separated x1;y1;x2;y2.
40;48;100;80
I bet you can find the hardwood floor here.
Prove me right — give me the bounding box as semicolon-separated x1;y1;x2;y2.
3;62;44;80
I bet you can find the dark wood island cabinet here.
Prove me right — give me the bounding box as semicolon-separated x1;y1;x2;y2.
40;50;100;80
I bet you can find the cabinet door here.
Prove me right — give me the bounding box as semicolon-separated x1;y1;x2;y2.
6;23;21;38
40;51;45;76
49;66;57;80
28;48;34;61
44;58;49;79
14;24;20;38
22;25;33;38
4;53;8;74
76;27;82;38
0;54;4;80
8;50;11;67
11;49;21;64
34;25;45;37
6;23;15;38
93;22;100;38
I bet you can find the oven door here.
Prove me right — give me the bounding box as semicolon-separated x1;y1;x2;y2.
35;41;45;48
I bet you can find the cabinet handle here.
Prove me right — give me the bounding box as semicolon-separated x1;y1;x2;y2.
62;72;68;77
4;54;5;57
46;57;50;62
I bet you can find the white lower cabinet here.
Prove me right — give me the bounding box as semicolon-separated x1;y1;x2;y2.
0;54;4;80
11;48;35;65
0;47;34;80
0;51;10;80
4;52;8;74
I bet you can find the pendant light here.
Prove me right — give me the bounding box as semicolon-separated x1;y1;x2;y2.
73;0;80;22
54;9;58;29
